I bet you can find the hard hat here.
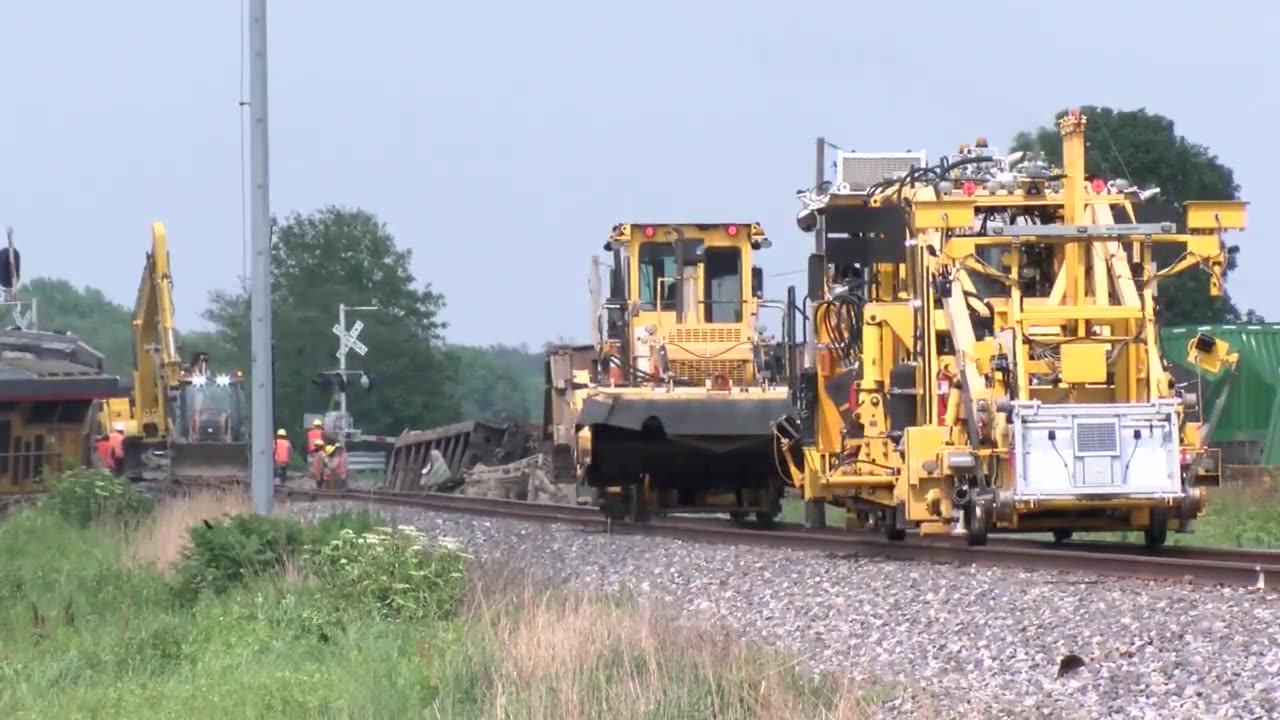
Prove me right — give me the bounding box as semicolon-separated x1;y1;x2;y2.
312;418;323;427
324;444;335;456
113;422;125;432
276;428;287;437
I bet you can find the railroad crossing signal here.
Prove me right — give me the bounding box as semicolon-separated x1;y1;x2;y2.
333;319;367;358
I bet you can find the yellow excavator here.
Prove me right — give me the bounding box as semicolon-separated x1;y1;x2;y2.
95;222;249;481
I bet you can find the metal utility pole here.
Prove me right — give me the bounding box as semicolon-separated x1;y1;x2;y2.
247;0;274;515
332;303;372;416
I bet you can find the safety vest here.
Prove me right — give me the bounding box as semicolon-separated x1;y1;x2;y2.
307;427;323;450
274;438;291;465
95;439;112;467
108;432;125;461
322;452;347;482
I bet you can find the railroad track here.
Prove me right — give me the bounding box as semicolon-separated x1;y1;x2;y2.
278;485;1280;589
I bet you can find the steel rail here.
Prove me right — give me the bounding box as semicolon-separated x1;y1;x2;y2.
277;486;1279;589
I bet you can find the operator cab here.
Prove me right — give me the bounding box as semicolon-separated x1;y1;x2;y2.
601;223;778;388
175;358;248;444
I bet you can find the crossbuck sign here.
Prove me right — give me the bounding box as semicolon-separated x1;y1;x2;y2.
333;319;368;358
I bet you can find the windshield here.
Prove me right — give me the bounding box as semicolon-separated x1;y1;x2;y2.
181;384;242;413
638;242;677;311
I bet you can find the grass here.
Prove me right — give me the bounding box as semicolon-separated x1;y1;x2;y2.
780;495;847;527
1;477;884;719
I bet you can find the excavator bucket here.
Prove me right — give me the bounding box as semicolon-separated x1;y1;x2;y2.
168;441;250;482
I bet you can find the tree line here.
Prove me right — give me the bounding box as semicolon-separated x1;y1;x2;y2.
24;210;545;438
19;106;1261;435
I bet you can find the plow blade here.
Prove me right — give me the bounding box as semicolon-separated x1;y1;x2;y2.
168;441;250;482
579;395;792;489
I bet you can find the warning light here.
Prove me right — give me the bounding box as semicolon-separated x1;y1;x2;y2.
961;181;977;197
1090;178;1107;194
726;224;738;237
643;226;655;238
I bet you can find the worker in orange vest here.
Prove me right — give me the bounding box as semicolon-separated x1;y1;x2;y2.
320;443;348;490
273;428;292;485
94;433;113;469
306;419;324;465
309;438;325;485
108;422;127;477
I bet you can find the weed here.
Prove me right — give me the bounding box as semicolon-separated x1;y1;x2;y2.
306;525;469;621
175;513;304;599
42;468;154;529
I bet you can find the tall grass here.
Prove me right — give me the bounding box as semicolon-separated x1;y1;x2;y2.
0;483;882;719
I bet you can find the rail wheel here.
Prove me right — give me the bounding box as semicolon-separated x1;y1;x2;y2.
882;505;907;542
1052;530;1074;544
754;512;776;529
1144;508;1169;549
965;499;991;547
628;484;652;523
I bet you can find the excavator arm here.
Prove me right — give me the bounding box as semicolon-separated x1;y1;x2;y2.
130;221;183;441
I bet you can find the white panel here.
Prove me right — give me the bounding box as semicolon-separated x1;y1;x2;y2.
1012;401;1183;500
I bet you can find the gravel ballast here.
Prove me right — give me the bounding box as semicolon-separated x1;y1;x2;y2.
293;501;1280;719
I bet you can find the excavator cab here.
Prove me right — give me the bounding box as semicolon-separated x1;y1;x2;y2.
175;375;248;443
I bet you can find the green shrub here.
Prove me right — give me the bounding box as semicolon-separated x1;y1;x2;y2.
307;526;469;621
176;514;305;600
42;468;154;529
303;509;386;548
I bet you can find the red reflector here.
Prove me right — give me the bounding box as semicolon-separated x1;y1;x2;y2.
961;181;976;197
1091;178;1106;194
726;224;738;236
643;226;655;238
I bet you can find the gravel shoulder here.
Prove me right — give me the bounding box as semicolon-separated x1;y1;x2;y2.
291;500;1280;720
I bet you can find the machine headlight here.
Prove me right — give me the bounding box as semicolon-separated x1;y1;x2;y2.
191;375;208;387
215;374;232;387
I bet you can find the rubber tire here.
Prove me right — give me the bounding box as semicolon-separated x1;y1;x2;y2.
1052;530;1074;544
1144;509;1169;549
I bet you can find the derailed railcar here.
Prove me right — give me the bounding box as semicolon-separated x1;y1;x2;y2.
0;329;123;494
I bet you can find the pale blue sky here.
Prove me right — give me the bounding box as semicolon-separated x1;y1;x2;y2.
3;1;1275;347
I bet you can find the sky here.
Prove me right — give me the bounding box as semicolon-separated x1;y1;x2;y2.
2;0;1276;348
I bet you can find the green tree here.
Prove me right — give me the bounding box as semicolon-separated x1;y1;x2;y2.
202;206;459;436
445;343;544;421
24;278;236;379
1010;106;1258;325
22;278;134;374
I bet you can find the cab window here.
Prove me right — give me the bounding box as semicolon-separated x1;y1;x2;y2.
638;243;677;311
704;246;743;323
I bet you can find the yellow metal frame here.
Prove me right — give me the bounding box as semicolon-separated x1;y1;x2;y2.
785;108;1248;540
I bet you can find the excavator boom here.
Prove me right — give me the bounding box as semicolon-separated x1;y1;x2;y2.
96;222;249;481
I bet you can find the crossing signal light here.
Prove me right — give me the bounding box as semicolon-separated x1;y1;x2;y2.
0;247;19;289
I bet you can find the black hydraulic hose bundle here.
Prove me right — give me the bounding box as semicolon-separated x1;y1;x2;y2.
816;292;867;366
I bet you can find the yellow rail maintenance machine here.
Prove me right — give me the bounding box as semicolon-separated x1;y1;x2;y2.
543;222;794;523
774;108;1247;547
